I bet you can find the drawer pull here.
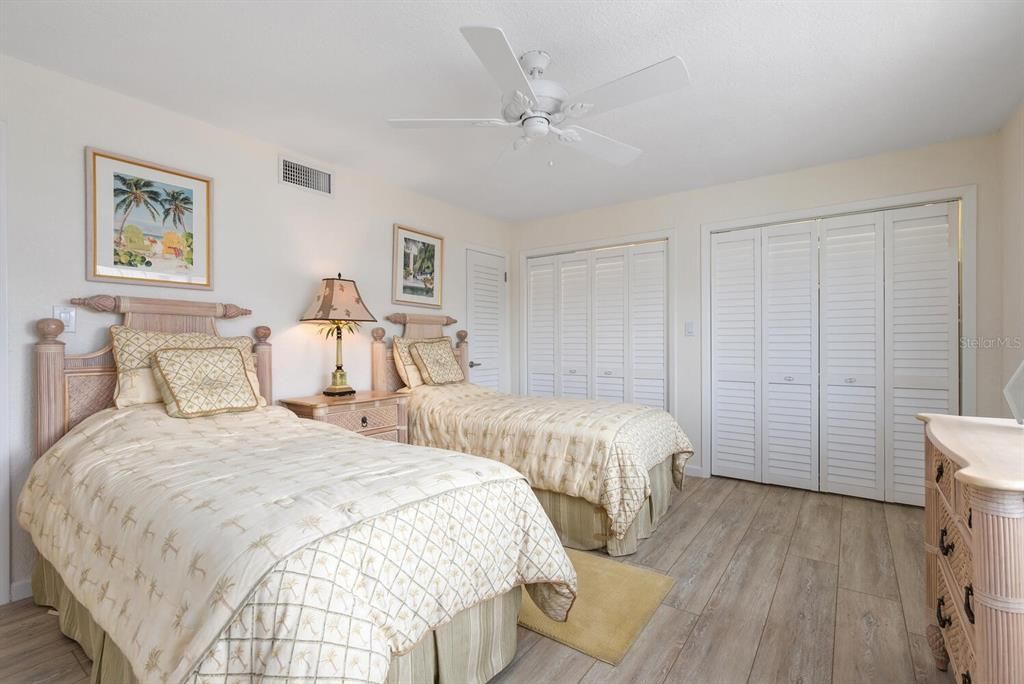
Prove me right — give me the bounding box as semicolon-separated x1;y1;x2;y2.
962;672;971;684
844;377;857;383
784;375;794;381
360;415;369;428
967;507;972;528
936;461;945;482
939;528;955;556
936;597;952;628
963;584;975;624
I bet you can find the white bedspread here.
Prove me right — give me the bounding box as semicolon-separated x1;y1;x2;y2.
18;405;576;683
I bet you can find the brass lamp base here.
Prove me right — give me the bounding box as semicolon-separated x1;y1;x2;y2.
323;367;355;397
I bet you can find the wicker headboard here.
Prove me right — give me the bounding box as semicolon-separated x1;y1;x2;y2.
34;294;272;458
370;313;468;392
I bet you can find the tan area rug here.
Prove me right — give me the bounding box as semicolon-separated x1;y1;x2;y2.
519;548;674;665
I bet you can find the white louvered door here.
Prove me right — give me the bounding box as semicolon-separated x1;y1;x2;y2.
593;248;628;402
884;203;958;505
629;242;668;408
558;255;591;398
761;222;819;490
819;212;886;500
526;256;556;396
466;249;506;391
710;228;762;482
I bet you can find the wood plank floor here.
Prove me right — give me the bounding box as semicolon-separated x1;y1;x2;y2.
0;477;951;684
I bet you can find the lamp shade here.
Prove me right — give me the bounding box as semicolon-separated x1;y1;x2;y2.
300;274;377;323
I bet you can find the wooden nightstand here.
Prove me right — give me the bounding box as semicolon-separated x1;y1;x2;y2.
279;391;409;443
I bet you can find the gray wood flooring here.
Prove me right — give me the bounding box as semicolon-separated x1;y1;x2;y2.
0;477;950;684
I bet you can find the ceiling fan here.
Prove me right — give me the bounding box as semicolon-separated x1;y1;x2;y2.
388;26;690;166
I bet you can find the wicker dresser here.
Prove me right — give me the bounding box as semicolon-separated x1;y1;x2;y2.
280;391;409;443
920;414;1024;684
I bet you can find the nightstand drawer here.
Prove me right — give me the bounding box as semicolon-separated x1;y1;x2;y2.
366;429;400;442
324;404;399;432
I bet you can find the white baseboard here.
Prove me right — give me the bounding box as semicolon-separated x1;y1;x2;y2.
10;578;32;602
685;461;708;478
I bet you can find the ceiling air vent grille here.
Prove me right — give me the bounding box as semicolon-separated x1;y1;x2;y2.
280;157;333;196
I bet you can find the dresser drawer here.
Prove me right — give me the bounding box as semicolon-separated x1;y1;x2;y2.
934;452;958;507
324;404;399;433
938;506;975;642
937;567;975;684
366;429;399;442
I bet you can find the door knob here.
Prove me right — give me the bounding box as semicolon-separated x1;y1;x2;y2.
468;361;481;368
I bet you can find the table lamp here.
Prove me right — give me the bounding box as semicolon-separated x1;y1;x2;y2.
301;274;377;396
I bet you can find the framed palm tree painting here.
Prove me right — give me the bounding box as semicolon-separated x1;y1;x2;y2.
86;148;212;289
392;224;443;308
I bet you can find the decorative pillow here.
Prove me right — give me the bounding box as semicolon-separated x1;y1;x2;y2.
409;339;465;385
152;347;258;418
392;336;449;389
110;326;263;408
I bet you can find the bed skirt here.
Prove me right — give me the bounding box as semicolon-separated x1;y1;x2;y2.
32;558;521;684
531;457;678;557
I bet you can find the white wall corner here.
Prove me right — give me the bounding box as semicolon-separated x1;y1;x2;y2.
11;578;32;602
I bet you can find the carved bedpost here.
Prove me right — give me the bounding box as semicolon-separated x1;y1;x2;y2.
371;327;387;393
253;326;272;404
456;330;470;379
36;318;66;458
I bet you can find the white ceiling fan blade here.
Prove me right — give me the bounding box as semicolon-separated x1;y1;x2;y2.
564;56;689;119
558;126;642;165
388;118;511;128
460;26;538;105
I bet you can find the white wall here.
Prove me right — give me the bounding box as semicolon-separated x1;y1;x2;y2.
1001;104;1024;387
510;134;1009;475
0;56;512;598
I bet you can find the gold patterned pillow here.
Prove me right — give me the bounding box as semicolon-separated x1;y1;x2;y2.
409;339;465;385
110;326;262;408
392;336;449;389
152;347;258;418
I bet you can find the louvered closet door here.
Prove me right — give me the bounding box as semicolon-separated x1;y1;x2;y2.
629;242;668;408
593;248;628;402
761;222;819;490
526;256;557;396
710;228;761;481
819;212;885;500
558;255;591;398
884;203;958;505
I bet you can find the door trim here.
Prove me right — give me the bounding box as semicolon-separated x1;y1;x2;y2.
465;246;510;392
0;121;10;604
701;185;977;483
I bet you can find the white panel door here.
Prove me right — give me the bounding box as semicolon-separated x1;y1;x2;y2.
629;242;668;408
819;212;885;500
761;222;819;490
593;248;628;402
884;203;959;505
558;254;591;398
710;228;761;481
525;256;556;396
466;249;506;391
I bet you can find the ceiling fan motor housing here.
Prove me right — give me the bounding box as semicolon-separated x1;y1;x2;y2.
502;78;569;122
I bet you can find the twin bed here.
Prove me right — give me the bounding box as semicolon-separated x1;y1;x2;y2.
21;296;693;684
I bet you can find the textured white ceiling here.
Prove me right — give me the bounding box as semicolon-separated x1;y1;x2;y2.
2;1;1022;221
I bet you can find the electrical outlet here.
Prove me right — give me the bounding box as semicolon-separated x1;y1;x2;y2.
53;305;76;333
684;320;696;337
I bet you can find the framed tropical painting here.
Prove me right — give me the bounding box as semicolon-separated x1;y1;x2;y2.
86;148;212;289
392;224;443;308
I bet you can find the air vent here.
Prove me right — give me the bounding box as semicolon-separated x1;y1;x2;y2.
279;156;333;196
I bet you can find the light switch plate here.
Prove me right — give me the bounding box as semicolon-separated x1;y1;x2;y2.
684;320;696;337
53;305;76;333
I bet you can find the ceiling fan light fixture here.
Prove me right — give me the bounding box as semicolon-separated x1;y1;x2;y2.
523;116;550;138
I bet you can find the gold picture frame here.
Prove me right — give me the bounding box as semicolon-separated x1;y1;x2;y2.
86;147;213;289
392;224;444;308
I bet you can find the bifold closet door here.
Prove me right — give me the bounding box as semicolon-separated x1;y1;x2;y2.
629;242;669;409
884;203;958;505
819;212;885;500
710;228;761;481
593;248;628;401
558;254;591;398
761;222;819;490
526;256;557;396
